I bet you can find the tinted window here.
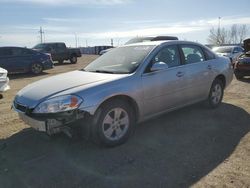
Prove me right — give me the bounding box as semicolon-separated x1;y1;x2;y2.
152;45;181;68
56;43;66;52
33;43;47;49
181;45;205;64
23;49;35;55
0;48;12;56
12;48;24;56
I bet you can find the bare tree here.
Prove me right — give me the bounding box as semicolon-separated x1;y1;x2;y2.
238;25;248;44
207;24;249;45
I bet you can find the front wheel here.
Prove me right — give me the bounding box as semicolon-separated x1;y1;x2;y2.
207;79;224;108
31;63;43;74
70;55;77;64
91;100;135;147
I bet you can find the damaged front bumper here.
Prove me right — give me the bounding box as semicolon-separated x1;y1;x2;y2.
13;102;88;135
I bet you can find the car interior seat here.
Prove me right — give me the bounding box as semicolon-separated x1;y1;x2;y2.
187;54;201;64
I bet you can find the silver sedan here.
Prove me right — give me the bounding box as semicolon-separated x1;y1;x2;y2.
13;40;233;147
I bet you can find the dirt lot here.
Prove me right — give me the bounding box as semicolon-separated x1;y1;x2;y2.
0;55;249;188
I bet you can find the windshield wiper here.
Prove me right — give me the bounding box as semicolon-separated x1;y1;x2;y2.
83;69;128;74
94;70;115;74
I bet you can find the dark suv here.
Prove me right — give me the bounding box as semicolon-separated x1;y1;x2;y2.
0;47;53;74
234;39;250;79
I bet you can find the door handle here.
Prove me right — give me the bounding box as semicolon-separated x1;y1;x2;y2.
207;65;212;70
176;71;184;77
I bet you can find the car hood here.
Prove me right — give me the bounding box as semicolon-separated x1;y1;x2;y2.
15;70;127;108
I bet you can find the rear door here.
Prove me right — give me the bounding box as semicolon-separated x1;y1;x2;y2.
179;44;214;102
141;45;188;117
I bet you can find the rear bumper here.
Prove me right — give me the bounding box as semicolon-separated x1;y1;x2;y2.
0;77;10;92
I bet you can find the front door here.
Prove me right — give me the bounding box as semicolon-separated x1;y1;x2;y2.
141;45;188;118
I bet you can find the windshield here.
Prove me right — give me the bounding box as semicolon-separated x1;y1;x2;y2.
84;45;155;74
32;43;47;49
213;47;232;53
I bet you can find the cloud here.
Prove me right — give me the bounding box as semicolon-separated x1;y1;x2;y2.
83;26;203;39
2;0;132;6
1;16;250;47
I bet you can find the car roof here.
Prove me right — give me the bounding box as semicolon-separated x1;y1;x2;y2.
0;46;27;49
123;40;204;47
213;45;242;49
39;42;65;44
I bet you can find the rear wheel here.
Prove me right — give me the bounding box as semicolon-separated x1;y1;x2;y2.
207;79;224;108
235;73;244;80
91;100;135;147
58;60;64;64
31;63;43;74
70;55;77;64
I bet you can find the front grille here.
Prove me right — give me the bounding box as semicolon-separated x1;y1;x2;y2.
14;101;28;113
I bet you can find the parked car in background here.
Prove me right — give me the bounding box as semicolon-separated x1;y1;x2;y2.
33;42;82;64
99;48;113;55
234;39;250;79
212;46;244;66
99;36;179;55
13;40;233;147
0;47;53;74
0;67;10;97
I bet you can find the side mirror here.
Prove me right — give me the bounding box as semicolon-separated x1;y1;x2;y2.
150;62;168;72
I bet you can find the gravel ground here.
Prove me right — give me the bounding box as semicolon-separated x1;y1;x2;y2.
0;55;249;188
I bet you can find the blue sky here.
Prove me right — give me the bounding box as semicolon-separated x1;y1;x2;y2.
0;0;250;47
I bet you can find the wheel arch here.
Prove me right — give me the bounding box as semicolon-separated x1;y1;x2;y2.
70;53;77;57
215;74;226;88
96;95;140;123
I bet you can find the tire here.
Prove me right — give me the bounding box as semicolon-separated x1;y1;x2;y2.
207;79;224;108
90;99;135;147
58;60;64;64
70;55;77;64
31;63;43;74
235;73;244;80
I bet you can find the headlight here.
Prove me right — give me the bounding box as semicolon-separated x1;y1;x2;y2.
33;95;83;114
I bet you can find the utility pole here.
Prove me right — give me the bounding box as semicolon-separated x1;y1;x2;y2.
75;33;78;48
111;38;114;46
217;17;221;45
39;26;44;43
